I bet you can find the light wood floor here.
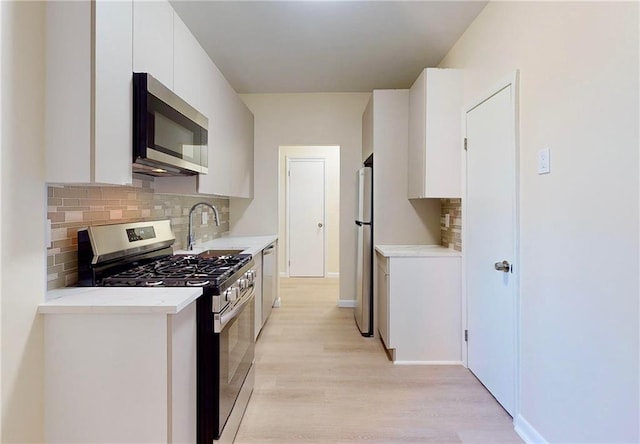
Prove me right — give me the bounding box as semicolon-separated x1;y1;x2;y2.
235;278;523;444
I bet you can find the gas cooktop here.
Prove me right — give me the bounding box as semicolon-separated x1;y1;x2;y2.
101;254;252;288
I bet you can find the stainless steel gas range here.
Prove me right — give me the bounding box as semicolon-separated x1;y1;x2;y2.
77;220;255;444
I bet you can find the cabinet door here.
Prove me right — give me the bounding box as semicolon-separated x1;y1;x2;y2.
377;258;390;347
230;99;254;198
46;0;133;185
93;0;133;185
423;69;463;197
173;12;206;111
407;68;463;198
197;60;233;196
133;0;174;88
407;70;427;198
45;0;92;183
170;303;197;443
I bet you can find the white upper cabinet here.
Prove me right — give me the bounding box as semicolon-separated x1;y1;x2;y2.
46;0;133;185
407;68;463;198
171;12;254;199
133;0;174;88
230;101;254;199
173;13;208;112
46;0;253;195
197;61;254;199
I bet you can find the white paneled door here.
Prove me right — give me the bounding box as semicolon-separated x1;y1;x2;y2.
287;158;325;277
465;78;518;416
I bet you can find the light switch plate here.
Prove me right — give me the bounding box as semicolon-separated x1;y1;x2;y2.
537;148;551;175
444;214;450;228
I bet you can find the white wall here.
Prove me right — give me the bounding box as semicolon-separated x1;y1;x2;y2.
1;1;46;442
361;98;373;161
440;2;639;442
230;93;370;302
278;146;340;277
0;1;3;438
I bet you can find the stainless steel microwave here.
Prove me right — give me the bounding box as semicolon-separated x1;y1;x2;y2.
133;72;208;176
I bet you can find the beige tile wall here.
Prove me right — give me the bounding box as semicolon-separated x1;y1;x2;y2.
441;198;462;251
47;175;229;290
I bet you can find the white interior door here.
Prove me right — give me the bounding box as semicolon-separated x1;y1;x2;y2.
287;158;325;277
466;80;518;416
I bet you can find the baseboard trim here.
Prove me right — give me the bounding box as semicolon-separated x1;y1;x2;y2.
514;414;547;444
393;360;463;366
337;300;356;308
326;272;339;278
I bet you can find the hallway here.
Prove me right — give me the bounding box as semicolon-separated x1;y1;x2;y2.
235;278;522;443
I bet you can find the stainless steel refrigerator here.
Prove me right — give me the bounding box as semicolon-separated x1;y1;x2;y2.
355;161;373;336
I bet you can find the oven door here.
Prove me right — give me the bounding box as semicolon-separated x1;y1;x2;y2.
215;290;255;439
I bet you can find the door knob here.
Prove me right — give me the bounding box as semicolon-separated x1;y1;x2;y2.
494;260;511;272
318;223;323;228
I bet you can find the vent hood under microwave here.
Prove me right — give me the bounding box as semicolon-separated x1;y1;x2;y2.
133;73;208;177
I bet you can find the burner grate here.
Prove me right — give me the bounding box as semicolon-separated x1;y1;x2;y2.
100;254;252;289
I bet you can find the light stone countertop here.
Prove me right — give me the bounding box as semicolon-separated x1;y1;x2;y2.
375;244;461;257
175;234;278;257
40;287;203;314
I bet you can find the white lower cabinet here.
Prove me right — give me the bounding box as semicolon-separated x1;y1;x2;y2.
376;252;462;364
44;303;197;443
377;256;390;347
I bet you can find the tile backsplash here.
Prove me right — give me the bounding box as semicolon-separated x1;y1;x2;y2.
47;175;229;290
441;198;462;251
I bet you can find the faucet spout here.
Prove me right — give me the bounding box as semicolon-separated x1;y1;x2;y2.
187;202;221;250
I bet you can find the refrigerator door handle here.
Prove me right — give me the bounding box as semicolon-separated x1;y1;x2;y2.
355;220;371;226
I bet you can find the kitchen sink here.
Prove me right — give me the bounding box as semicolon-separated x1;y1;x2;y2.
197;249;246;258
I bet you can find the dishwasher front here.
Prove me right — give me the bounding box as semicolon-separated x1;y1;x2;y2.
261;242;277;325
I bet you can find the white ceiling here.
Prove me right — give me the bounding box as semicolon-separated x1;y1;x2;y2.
170;1;487;94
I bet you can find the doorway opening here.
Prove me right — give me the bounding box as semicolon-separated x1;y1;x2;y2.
278;146;340;281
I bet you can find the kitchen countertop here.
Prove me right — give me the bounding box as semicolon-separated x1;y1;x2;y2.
40;287;202;315
375;244;461;257
175;234;278;257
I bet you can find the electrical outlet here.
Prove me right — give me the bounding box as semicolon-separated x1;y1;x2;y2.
537;148;551;175
202;212;208;225
444;214;450;228
46;219;52;248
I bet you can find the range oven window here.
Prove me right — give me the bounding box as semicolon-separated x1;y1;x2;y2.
218;293;254;432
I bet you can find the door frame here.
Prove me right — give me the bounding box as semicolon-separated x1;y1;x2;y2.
461;71;520;415
286;156;327;277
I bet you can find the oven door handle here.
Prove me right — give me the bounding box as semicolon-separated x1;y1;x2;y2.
215;291;254;333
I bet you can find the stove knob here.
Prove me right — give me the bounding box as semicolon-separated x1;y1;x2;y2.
225;287;238;302
239;278;249;290
245;271;254;283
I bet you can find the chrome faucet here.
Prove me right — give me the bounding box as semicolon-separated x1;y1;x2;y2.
187;202;220;250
